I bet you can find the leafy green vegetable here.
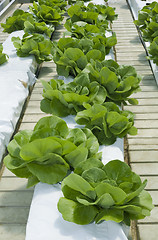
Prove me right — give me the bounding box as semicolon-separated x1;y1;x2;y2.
0;44;8;65
29;2;64;25
4;116;101;186
64;20;105;39
67;2;99;25
1;9;34;33
86;2;117;22
148;36;158;65
58;160;154;225
40;78;106;116
53;33;116;77
24;20;54;38
134;2;158;42
75;102;137;145
53;34;117;64
37;0;67;10
12;33;54;64
67;2;117;29
81;60;141;105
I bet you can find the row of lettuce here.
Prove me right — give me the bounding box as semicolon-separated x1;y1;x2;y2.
1;0;153;227
135;1;158;65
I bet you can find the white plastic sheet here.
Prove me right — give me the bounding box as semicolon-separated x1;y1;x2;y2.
127;0;146;19
0;31;37;161
26;182;128;240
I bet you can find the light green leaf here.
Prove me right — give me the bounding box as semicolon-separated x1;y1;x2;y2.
58;197;98;225
65;146;88;169
27;153;69;184
95;182;127;204
20;137;62;161
95;208;124;223
62;173;96;200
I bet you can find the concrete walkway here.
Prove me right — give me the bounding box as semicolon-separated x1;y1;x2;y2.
110;0;158;239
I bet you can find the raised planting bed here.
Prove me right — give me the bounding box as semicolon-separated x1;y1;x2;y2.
0;30;37;163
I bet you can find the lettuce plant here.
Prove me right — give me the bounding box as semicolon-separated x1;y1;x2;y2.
37;0;67;10
40;78;106;116
53;37;116;77
58;160;154;226
4;116;101;187
12;33;54;64
53;34;117;64
86;3;117;22
81;59;141;105
148;36;158;65
64;20;105;39
29;2;64;25
67;3;99;25
24;20;54;38
1;9;34;33
67;2;117;28
0;44;8;65
75;102;137;145
134;2;158;42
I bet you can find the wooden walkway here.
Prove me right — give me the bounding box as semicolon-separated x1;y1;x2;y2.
0;0;158;239
110;0;158;239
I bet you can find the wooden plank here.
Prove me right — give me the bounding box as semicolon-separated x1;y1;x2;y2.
128;129;158;138
22;113;49;122
115;46;144;51
124;105;158;113
136;98;158;105
148;191;158;205
29;94;43;101
138;207;158;223
128;138;158;145
0;191;33;206
0;206;30;223
0;224;26;240
131;91;158;98
129;145;158;151
134;120;158;128
140;80;156;86
19;122;36;131
0;178;33;191
140;85;158;91
129;151;158;162
117;61;150;67
137;225;158;240
141;176;158;190
131;163;158;175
